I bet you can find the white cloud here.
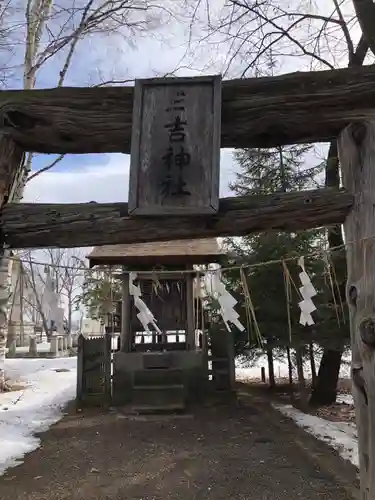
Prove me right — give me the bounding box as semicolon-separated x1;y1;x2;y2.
24;155;130;204
23;151;238;204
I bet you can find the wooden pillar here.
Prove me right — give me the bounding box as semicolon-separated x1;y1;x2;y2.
120;270;131;353
0;137;25;390
339;121;375;499
185;272;195;350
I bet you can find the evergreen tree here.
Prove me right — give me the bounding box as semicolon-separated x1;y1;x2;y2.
231;146;321;196
224;146;348;358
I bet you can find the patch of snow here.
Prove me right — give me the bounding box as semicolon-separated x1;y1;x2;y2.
0;356;77;475
236;355;290;380
339;359;351;379
236;351;352;381
273;403;358;468
337;393;354;405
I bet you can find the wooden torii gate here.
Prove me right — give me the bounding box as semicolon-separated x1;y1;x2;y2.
0;63;374;497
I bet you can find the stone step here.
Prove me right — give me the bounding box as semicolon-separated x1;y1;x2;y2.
132;383;186;411
133;368;185;387
130;403;186;414
133;384;184;391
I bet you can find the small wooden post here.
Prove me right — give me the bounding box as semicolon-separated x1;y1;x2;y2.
120;270;131;352
185;272;195;350
103;334;112;407
339;121;375;499
76;334;84;405
128;75;221;216
261;367;266;383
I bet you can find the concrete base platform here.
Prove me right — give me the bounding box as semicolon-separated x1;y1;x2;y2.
112;350;207;408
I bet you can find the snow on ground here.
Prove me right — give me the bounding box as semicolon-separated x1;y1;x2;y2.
337;393;354;405
0;356;77;475
235;352;351;381
0;347;356;476
235;351;358;468
273;403;358;468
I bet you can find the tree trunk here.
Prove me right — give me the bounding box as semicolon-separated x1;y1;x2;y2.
339;121;375;499
295;348;304;385
68;294;72;333
309;343;317;388
309;349;343;406
24;268;50;341
295;347;307;406
6;260;20;349
19;268;24;346
266;347;275;389
0;253;11;387
286;346;293;385
313;111;348;409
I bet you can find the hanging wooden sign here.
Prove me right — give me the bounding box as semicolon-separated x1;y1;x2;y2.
128;75;221;216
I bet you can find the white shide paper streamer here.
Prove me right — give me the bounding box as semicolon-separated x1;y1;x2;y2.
129;272;162;334
207;272;245;333
298;256;317;326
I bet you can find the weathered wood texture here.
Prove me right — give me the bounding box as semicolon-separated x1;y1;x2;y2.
3;65;375;153
0;137;25;389
0;138;25;206
129;76;221;215
340;121;375;500
209;324;236;394
1;188;353;248
120;271;130;353
185;272;195;350
76;334;111;407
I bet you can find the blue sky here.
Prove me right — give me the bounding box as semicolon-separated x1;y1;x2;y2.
18;5;241;204
19;0;357;204
26;150;239;203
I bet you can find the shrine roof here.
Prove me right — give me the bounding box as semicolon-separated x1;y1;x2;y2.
86;238;225;268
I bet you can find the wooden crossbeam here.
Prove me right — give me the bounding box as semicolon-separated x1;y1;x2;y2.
1;65;375;153
1;188;353;249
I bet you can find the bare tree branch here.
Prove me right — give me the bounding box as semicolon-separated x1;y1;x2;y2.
27;154;64;183
329;0;353;59
22;253;50;336
186;0;365;77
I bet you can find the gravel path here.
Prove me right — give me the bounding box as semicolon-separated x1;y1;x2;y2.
0;390;358;500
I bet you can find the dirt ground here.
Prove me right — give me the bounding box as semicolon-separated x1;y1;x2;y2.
0;388;359;500
244;377;356;424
